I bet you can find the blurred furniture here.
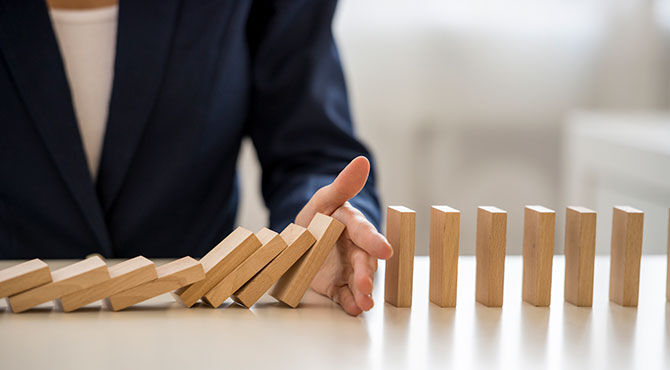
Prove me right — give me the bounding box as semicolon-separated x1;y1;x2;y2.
563;112;670;254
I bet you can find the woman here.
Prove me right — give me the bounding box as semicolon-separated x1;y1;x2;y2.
0;0;392;315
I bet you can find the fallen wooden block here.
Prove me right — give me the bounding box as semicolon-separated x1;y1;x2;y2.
59;256;157;312
173;227;261;307
384;206;416;308
271;213;345;308
609;206;644;306
0;259;52;298
233;224;315;308
522;205;556;307
203;228;288;308
7;256;109;313
106;257;205;311
564;206;597;307
475;206;507;307
429;205;460;307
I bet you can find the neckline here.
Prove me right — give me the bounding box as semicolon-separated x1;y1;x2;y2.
49;5;118;24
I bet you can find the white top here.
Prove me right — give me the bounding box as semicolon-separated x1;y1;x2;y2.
49;5;118;179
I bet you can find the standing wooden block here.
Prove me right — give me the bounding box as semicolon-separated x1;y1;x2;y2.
609;206;644;307
59;256;157;312
203;228;288;308
271;213;345;308
0;259;52;298
233;224;315;308
8;256;109;313
106;257;205;311
475;206;507;307
522;205;556;307
173;227;261;307
384;206;416;308
429;206;460;307
564;206;597;307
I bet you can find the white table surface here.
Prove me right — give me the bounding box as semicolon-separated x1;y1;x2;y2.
0;256;668;370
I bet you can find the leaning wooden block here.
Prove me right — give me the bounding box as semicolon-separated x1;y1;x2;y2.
384;206;416;308
59;256;157;312
522;205;556;307
106;257;205;311
233;224;315;308
429;206;460;307
173;227;261;307
0;259;52;298
475;206;507;307
609;206;644;306
203;228;288;308
271;213;345;308
564;206;597;307
7;256;109;313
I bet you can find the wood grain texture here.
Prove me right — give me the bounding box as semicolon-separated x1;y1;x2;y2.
271;213;345;308
8;256;109;313
233;224;316;308
522;205;556;307
609;206;644;307
384;206;416;308
106;257;204;311
429;206;460;307
59;256;157;312
173;227;261;307
475;206;507;307
0;259;52;298
203;228;288;308
564;207;597;307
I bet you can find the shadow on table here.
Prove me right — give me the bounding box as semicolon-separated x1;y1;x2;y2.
605;304;638;369
519;302;550;364
474;302;503;364
562;302;593;367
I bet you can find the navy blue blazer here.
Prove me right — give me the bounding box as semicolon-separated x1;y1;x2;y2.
0;0;380;259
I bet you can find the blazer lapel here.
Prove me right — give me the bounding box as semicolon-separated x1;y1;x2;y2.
0;0;112;254
97;0;181;212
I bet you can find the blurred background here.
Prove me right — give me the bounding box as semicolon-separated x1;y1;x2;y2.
237;0;670;255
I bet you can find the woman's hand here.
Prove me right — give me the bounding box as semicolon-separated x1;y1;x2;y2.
295;156;392;316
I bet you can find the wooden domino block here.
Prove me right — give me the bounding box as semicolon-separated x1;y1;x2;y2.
203;228;288;308
384;206;416;308
8;256;109;313
271;213;345;308
106;257;205;311
173;227;261;307
59;256;157;312
0;259;52;298
522;205;556;307
475;206;507;307
564;206;596;307
429;206;460;307
609;206;644;307
233;224;315;308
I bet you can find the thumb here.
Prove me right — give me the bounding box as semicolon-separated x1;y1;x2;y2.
295;156;370;226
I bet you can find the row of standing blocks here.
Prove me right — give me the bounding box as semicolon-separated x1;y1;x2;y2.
385;205;670;308
0;213;346;313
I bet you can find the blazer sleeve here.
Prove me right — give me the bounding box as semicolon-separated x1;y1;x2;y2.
245;0;382;231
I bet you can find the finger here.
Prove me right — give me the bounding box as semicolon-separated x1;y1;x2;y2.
295;156;370;226
348;247;375;311
333;285;363;316
333;204;393;260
